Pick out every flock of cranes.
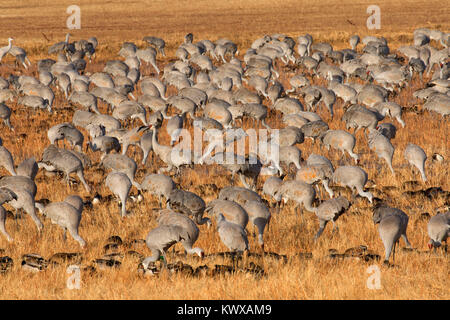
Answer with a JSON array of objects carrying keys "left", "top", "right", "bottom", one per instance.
[{"left": 0, "top": 26, "right": 448, "bottom": 274}]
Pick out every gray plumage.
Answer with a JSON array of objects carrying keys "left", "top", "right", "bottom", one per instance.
[
  {"left": 376, "top": 123, "right": 397, "bottom": 140},
  {"left": 87, "top": 135, "right": 121, "bottom": 156},
  {"left": 320, "top": 130, "right": 359, "bottom": 164},
  {"left": 314, "top": 196, "right": 350, "bottom": 240},
  {"left": 38, "top": 144, "right": 91, "bottom": 193},
  {"left": 332, "top": 166, "right": 373, "bottom": 203},
  {"left": 37, "top": 195, "right": 86, "bottom": 247},
  {"left": 342, "top": 104, "right": 378, "bottom": 133},
  {"left": 105, "top": 172, "right": 131, "bottom": 217},
  {"left": 47, "top": 123, "right": 84, "bottom": 151},
  {"left": 262, "top": 176, "right": 283, "bottom": 205},
  {"left": 141, "top": 173, "right": 175, "bottom": 208},
  {"left": 0, "top": 103, "right": 13, "bottom": 130},
  {"left": 372, "top": 205, "right": 412, "bottom": 263},
  {"left": 427, "top": 211, "right": 450, "bottom": 249},
  {"left": 243, "top": 200, "right": 271, "bottom": 250},
  {"left": 218, "top": 186, "right": 262, "bottom": 207},
  {"left": 69, "top": 91, "right": 100, "bottom": 115},
  {"left": 100, "top": 153, "right": 141, "bottom": 190},
  {"left": 0, "top": 145, "right": 16, "bottom": 176},
  {"left": 295, "top": 164, "right": 334, "bottom": 198},
  {"left": 404, "top": 143, "right": 427, "bottom": 182},
  {"left": 216, "top": 213, "right": 249, "bottom": 253},
  {"left": 275, "top": 180, "right": 317, "bottom": 215},
  {"left": 157, "top": 209, "right": 204, "bottom": 257},
  {"left": 142, "top": 224, "right": 188, "bottom": 268},
  {"left": 166, "top": 189, "right": 210, "bottom": 226},
  {"left": 205, "top": 199, "right": 249, "bottom": 229},
  {"left": 0, "top": 175, "right": 37, "bottom": 198},
  {"left": 367, "top": 128, "right": 395, "bottom": 175},
  {"left": 16, "top": 158, "right": 38, "bottom": 181},
  {"left": 0, "top": 187, "right": 18, "bottom": 242}
]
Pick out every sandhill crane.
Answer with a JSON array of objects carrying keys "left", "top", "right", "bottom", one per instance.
[
  {"left": 275, "top": 180, "right": 317, "bottom": 217},
  {"left": 0, "top": 38, "right": 13, "bottom": 63},
  {"left": 300, "top": 120, "right": 329, "bottom": 141},
  {"left": 113, "top": 100, "right": 148, "bottom": 126},
  {"left": 166, "top": 189, "right": 210, "bottom": 226},
  {"left": 295, "top": 164, "right": 334, "bottom": 199},
  {"left": 367, "top": 128, "right": 395, "bottom": 175},
  {"left": 332, "top": 166, "right": 373, "bottom": 203},
  {"left": 17, "top": 96, "right": 50, "bottom": 113},
  {"left": 207, "top": 152, "right": 262, "bottom": 191},
  {"left": 0, "top": 146, "right": 16, "bottom": 176},
  {"left": 39, "top": 71, "right": 54, "bottom": 87},
  {"left": 0, "top": 89, "right": 15, "bottom": 104},
  {"left": 205, "top": 199, "right": 249, "bottom": 229},
  {"left": 166, "top": 112, "right": 186, "bottom": 146},
  {"left": 100, "top": 153, "right": 141, "bottom": 190},
  {"left": 371, "top": 102, "right": 405, "bottom": 128},
  {"left": 16, "top": 158, "right": 38, "bottom": 181},
  {"left": 87, "top": 135, "right": 121, "bottom": 158},
  {"left": 273, "top": 97, "right": 304, "bottom": 115},
  {"left": 372, "top": 205, "right": 412, "bottom": 264},
  {"left": 166, "top": 96, "right": 196, "bottom": 118},
  {"left": 262, "top": 176, "right": 283, "bottom": 208},
  {"left": 216, "top": 213, "right": 249, "bottom": 264},
  {"left": 404, "top": 144, "right": 427, "bottom": 182},
  {"left": 0, "top": 176, "right": 37, "bottom": 199},
  {"left": 298, "top": 34, "right": 313, "bottom": 56},
  {"left": 48, "top": 33, "right": 71, "bottom": 55},
  {"left": 218, "top": 186, "right": 262, "bottom": 208},
  {"left": 228, "top": 103, "right": 270, "bottom": 129},
  {"left": 114, "top": 125, "right": 150, "bottom": 156},
  {"left": 376, "top": 123, "right": 397, "bottom": 140},
  {"left": 0, "top": 187, "right": 18, "bottom": 242},
  {"left": 423, "top": 94, "right": 450, "bottom": 117},
  {"left": 47, "top": 123, "right": 84, "bottom": 152},
  {"left": 282, "top": 113, "right": 309, "bottom": 128},
  {"left": 141, "top": 173, "right": 175, "bottom": 208},
  {"left": 105, "top": 172, "right": 131, "bottom": 217},
  {"left": 314, "top": 196, "right": 351, "bottom": 240},
  {"left": 157, "top": 209, "right": 204, "bottom": 257},
  {"left": 13, "top": 53, "right": 31, "bottom": 70},
  {"left": 204, "top": 100, "right": 232, "bottom": 128},
  {"left": 5, "top": 187, "right": 43, "bottom": 234},
  {"left": 427, "top": 211, "right": 449, "bottom": 251},
  {"left": 141, "top": 224, "right": 188, "bottom": 269},
  {"left": 150, "top": 124, "right": 192, "bottom": 174},
  {"left": 38, "top": 145, "right": 91, "bottom": 193},
  {"left": 136, "top": 48, "right": 160, "bottom": 75},
  {"left": 277, "top": 126, "right": 304, "bottom": 147},
  {"left": 349, "top": 35, "right": 360, "bottom": 51},
  {"left": 36, "top": 195, "right": 86, "bottom": 247},
  {"left": 356, "top": 85, "right": 387, "bottom": 108},
  {"left": 143, "top": 36, "right": 166, "bottom": 56},
  {"left": 342, "top": 104, "right": 378, "bottom": 133},
  {"left": 21, "top": 83, "right": 55, "bottom": 110},
  {"left": 320, "top": 130, "right": 359, "bottom": 164},
  {"left": 242, "top": 200, "right": 271, "bottom": 251}
]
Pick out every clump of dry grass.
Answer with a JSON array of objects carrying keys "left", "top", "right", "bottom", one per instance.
[{"left": 0, "top": 0, "right": 448, "bottom": 300}]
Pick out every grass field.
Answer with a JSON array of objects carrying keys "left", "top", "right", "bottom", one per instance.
[{"left": 0, "top": 0, "right": 448, "bottom": 300}]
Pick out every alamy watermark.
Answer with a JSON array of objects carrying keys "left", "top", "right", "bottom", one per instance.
[
  {"left": 66, "top": 5, "right": 81, "bottom": 30},
  {"left": 66, "top": 265, "right": 81, "bottom": 289},
  {"left": 367, "top": 5, "right": 381, "bottom": 30},
  {"left": 366, "top": 265, "right": 381, "bottom": 289}
]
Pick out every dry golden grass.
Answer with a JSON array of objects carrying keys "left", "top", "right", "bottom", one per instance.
[{"left": 0, "top": 0, "right": 448, "bottom": 300}]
